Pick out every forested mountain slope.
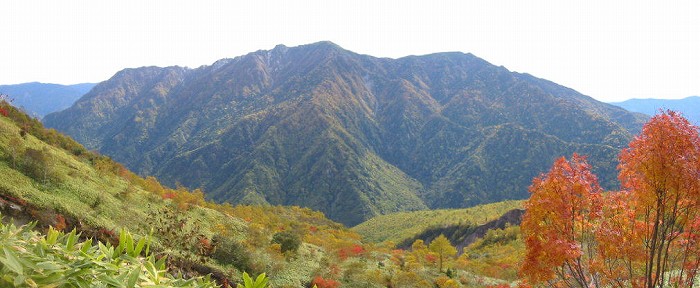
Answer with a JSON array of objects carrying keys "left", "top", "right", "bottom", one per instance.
[{"left": 44, "top": 42, "right": 646, "bottom": 225}]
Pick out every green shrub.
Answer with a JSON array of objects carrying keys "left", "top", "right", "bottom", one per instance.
[
  {"left": 21, "top": 147, "right": 60, "bottom": 185},
  {"left": 212, "top": 234, "right": 251, "bottom": 271},
  {"left": 271, "top": 231, "right": 301, "bottom": 254}
]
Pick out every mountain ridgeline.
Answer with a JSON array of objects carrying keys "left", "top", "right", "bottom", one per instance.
[
  {"left": 611, "top": 96, "right": 700, "bottom": 125},
  {"left": 44, "top": 42, "right": 646, "bottom": 226},
  {"left": 0, "top": 82, "right": 95, "bottom": 118}
]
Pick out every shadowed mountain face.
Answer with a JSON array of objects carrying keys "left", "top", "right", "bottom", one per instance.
[
  {"left": 44, "top": 42, "right": 646, "bottom": 226},
  {"left": 0, "top": 82, "right": 95, "bottom": 118}
]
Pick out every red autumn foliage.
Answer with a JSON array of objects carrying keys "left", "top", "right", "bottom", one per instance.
[
  {"left": 54, "top": 214, "right": 67, "bottom": 231},
  {"left": 0, "top": 194, "right": 28, "bottom": 207},
  {"left": 0, "top": 96, "right": 9, "bottom": 117},
  {"left": 197, "top": 236, "right": 214, "bottom": 256},
  {"left": 425, "top": 253, "right": 437, "bottom": 264},
  {"left": 337, "top": 244, "right": 365, "bottom": 260},
  {"left": 310, "top": 276, "right": 340, "bottom": 288},
  {"left": 97, "top": 228, "right": 119, "bottom": 246}
]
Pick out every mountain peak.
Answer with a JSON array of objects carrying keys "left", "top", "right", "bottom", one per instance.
[
  {"left": 304, "top": 40, "right": 341, "bottom": 48},
  {"left": 294, "top": 41, "right": 349, "bottom": 56}
]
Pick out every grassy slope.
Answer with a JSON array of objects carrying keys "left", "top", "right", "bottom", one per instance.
[
  {"left": 0, "top": 114, "right": 243, "bottom": 237},
  {"left": 0, "top": 112, "right": 347, "bottom": 287},
  {"left": 0, "top": 105, "right": 527, "bottom": 287},
  {"left": 353, "top": 200, "right": 526, "bottom": 283},
  {"left": 352, "top": 200, "right": 523, "bottom": 243}
]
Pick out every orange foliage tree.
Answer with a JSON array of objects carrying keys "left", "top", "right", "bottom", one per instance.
[
  {"left": 613, "top": 111, "right": 700, "bottom": 287},
  {"left": 521, "top": 153, "right": 603, "bottom": 287},
  {"left": 521, "top": 111, "right": 700, "bottom": 287}
]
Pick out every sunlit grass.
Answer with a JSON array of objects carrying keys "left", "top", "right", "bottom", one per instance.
[{"left": 352, "top": 200, "right": 523, "bottom": 243}]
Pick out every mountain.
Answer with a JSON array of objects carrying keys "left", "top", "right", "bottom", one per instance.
[
  {"left": 611, "top": 96, "right": 700, "bottom": 124},
  {"left": 0, "top": 82, "right": 95, "bottom": 118},
  {"left": 43, "top": 42, "right": 647, "bottom": 226}
]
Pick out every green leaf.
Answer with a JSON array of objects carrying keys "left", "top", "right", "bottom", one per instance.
[
  {"left": 117, "top": 230, "right": 127, "bottom": 256},
  {"left": 46, "top": 227, "right": 60, "bottom": 245},
  {"left": 97, "top": 274, "right": 123, "bottom": 287},
  {"left": 125, "top": 233, "right": 134, "bottom": 255},
  {"left": 144, "top": 227, "right": 153, "bottom": 257},
  {"left": 1, "top": 247, "right": 23, "bottom": 275},
  {"left": 34, "top": 272, "right": 65, "bottom": 285},
  {"left": 80, "top": 238, "right": 93, "bottom": 254},
  {"left": 13, "top": 274, "right": 26, "bottom": 286},
  {"left": 133, "top": 237, "right": 146, "bottom": 257},
  {"left": 243, "top": 272, "right": 253, "bottom": 288},
  {"left": 155, "top": 256, "right": 167, "bottom": 270},
  {"left": 126, "top": 266, "right": 140, "bottom": 288},
  {"left": 65, "top": 229, "right": 78, "bottom": 251},
  {"left": 144, "top": 260, "right": 162, "bottom": 285},
  {"left": 144, "top": 260, "right": 157, "bottom": 277},
  {"left": 254, "top": 273, "right": 268, "bottom": 288},
  {"left": 36, "top": 261, "right": 62, "bottom": 271},
  {"left": 63, "top": 266, "right": 93, "bottom": 280}
]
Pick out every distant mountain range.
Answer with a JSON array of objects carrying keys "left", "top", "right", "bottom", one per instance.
[
  {"left": 0, "top": 82, "right": 95, "bottom": 118},
  {"left": 610, "top": 96, "right": 700, "bottom": 124},
  {"left": 44, "top": 42, "right": 647, "bottom": 226}
]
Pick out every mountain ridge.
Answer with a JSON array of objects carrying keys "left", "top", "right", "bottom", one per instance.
[
  {"left": 0, "top": 82, "right": 95, "bottom": 118},
  {"left": 611, "top": 96, "right": 700, "bottom": 124},
  {"left": 44, "top": 41, "right": 647, "bottom": 225}
]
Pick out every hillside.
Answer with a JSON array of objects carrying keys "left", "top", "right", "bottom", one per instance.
[
  {"left": 610, "top": 96, "right": 700, "bottom": 124},
  {"left": 0, "top": 99, "right": 324, "bottom": 286},
  {"left": 353, "top": 201, "right": 526, "bottom": 282},
  {"left": 1, "top": 100, "right": 521, "bottom": 287},
  {"left": 44, "top": 41, "right": 647, "bottom": 226},
  {"left": 352, "top": 200, "right": 523, "bottom": 244},
  {"left": 0, "top": 82, "right": 95, "bottom": 118}
]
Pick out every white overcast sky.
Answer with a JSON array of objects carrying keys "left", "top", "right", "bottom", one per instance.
[{"left": 1, "top": 1, "right": 699, "bottom": 102}]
